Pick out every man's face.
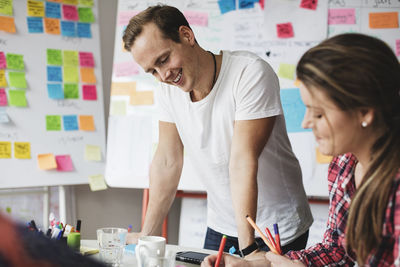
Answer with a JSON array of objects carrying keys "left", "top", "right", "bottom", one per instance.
[{"left": 130, "top": 23, "right": 198, "bottom": 93}]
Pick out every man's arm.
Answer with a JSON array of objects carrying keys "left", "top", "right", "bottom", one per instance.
[{"left": 229, "top": 117, "right": 276, "bottom": 255}]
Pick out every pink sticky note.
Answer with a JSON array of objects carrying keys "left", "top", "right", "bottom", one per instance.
[
  {"left": 0, "top": 88, "right": 7, "bottom": 106},
  {"left": 0, "top": 52, "right": 6, "bottom": 69},
  {"left": 62, "top": 5, "right": 79, "bottom": 21},
  {"left": 277, "top": 23, "right": 294, "bottom": 38},
  {"left": 328, "top": 9, "right": 356, "bottom": 25},
  {"left": 114, "top": 61, "right": 139, "bottom": 77},
  {"left": 82, "top": 84, "right": 97, "bottom": 100},
  {"left": 79, "top": 52, "right": 95, "bottom": 67},
  {"left": 55, "top": 155, "right": 74, "bottom": 171},
  {"left": 183, "top": 10, "right": 208, "bottom": 27},
  {"left": 396, "top": 40, "right": 400, "bottom": 57},
  {"left": 300, "top": 0, "right": 318, "bottom": 10},
  {"left": 118, "top": 10, "right": 139, "bottom": 26}
]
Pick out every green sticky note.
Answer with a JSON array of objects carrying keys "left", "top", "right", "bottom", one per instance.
[
  {"left": 63, "top": 66, "right": 79, "bottom": 83},
  {"left": 278, "top": 63, "right": 296, "bottom": 80},
  {"left": 8, "top": 72, "right": 27, "bottom": 88},
  {"left": 6, "top": 53, "right": 24, "bottom": 70},
  {"left": 78, "top": 7, "right": 94, "bottom": 23},
  {"left": 0, "top": 0, "right": 13, "bottom": 16},
  {"left": 64, "top": 83, "right": 79, "bottom": 99},
  {"left": 8, "top": 89, "right": 27, "bottom": 107},
  {"left": 47, "top": 49, "right": 62, "bottom": 66},
  {"left": 63, "top": 50, "right": 78, "bottom": 67},
  {"left": 46, "top": 115, "right": 61, "bottom": 131}
]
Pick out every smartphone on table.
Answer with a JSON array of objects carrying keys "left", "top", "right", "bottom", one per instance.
[{"left": 176, "top": 251, "right": 210, "bottom": 265}]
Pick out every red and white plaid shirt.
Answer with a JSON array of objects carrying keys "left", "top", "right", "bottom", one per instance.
[{"left": 288, "top": 153, "right": 400, "bottom": 266}]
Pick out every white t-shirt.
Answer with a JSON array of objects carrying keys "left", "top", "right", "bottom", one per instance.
[{"left": 156, "top": 50, "right": 313, "bottom": 245}]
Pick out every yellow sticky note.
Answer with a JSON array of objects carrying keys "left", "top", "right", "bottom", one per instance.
[
  {"left": 369, "top": 12, "right": 398, "bottom": 29},
  {"left": 278, "top": 63, "right": 296, "bottom": 80},
  {"left": 27, "top": 0, "right": 45, "bottom": 17},
  {"left": 79, "top": 0, "right": 93, "bottom": 7},
  {"left": 316, "top": 148, "right": 333, "bottom": 164},
  {"left": 0, "top": 0, "right": 13, "bottom": 16},
  {"left": 63, "top": 66, "right": 79, "bottom": 83},
  {"left": 38, "top": 153, "right": 57, "bottom": 170},
  {"left": 80, "top": 67, "right": 96, "bottom": 83},
  {"left": 14, "top": 142, "right": 31, "bottom": 159},
  {"left": 79, "top": 115, "right": 95, "bottom": 131},
  {"left": 85, "top": 144, "right": 101, "bottom": 161},
  {"left": 111, "top": 82, "right": 136, "bottom": 96},
  {"left": 0, "top": 69, "right": 7, "bottom": 87},
  {"left": 0, "top": 16, "right": 16, "bottom": 33},
  {"left": 110, "top": 100, "right": 127, "bottom": 116},
  {"left": 129, "top": 90, "right": 154, "bottom": 106},
  {"left": 0, "top": 141, "right": 11, "bottom": 158},
  {"left": 44, "top": 18, "right": 61, "bottom": 34},
  {"left": 88, "top": 174, "right": 107, "bottom": 191},
  {"left": 63, "top": 0, "right": 78, "bottom": 5},
  {"left": 63, "top": 50, "right": 79, "bottom": 67}
]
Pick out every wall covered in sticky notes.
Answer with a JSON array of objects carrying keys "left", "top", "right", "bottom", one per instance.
[
  {"left": 105, "top": 0, "right": 399, "bottom": 197},
  {"left": 0, "top": 0, "right": 105, "bottom": 188}
]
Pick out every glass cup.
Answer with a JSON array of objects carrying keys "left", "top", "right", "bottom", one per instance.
[{"left": 97, "top": 227, "right": 127, "bottom": 267}]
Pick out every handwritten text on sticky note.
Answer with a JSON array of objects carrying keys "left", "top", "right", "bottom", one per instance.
[
  {"left": 328, "top": 8, "right": 356, "bottom": 25},
  {"left": 369, "top": 12, "right": 398, "bottom": 29},
  {"left": 277, "top": 22, "right": 294, "bottom": 38}
]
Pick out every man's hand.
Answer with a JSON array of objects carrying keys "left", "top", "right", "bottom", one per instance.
[
  {"left": 126, "top": 232, "right": 141, "bottom": 244},
  {"left": 265, "top": 252, "right": 306, "bottom": 266}
]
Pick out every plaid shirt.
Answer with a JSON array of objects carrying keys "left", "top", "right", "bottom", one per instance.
[{"left": 288, "top": 153, "right": 400, "bottom": 266}]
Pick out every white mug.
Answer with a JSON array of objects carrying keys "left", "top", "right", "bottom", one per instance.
[{"left": 136, "top": 236, "right": 166, "bottom": 267}]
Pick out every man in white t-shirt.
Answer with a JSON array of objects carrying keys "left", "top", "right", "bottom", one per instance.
[{"left": 123, "top": 5, "right": 313, "bottom": 258}]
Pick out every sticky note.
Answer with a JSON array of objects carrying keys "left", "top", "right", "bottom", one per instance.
[
  {"left": 47, "top": 83, "right": 64, "bottom": 99},
  {"left": 37, "top": 153, "right": 57, "bottom": 170},
  {"left": 111, "top": 82, "right": 136, "bottom": 96},
  {"left": 55, "top": 155, "right": 74, "bottom": 171},
  {"left": 328, "top": 9, "right": 356, "bottom": 25},
  {"left": 300, "top": 0, "right": 318, "bottom": 10},
  {"left": 78, "top": 7, "right": 94, "bottom": 23},
  {"left": 82, "top": 84, "right": 97, "bottom": 100},
  {"left": 47, "top": 49, "right": 62, "bottom": 65},
  {"left": 0, "top": 0, "right": 13, "bottom": 16},
  {"left": 14, "top": 142, "right": 31, "bottom": 159},
  {"left": 0, "top": 109, "right": 9, "bottom": 123},
  {"left": 0, "top": 141, "right": 11, "bottom": 158},
  {"left": 114, "top": 61, "right": 139, "bottom": 77},
  {"left": 6, "top": 53, "right": 24, "bottom": 70},
  {"left": 46, "top": 115, "right": 62, "bottom": 130},
  {"left": 79, "top": 52, "right": 94, "bottom": 67},
  {"left": 88, "top": 174, "right": 107, "bottom": 191},
  {"left": 8, "top": 90, "right": 27, "bottom": 107},
  {"left": 47, "top": 66, "right": 63, "bottom": 82},
  {"left": 80, "top": 67, "right": 96, "bottom": 83},
  {"left": 45, "top": 2, "right": 61, "bottom": 18},
  {"left": 63, "top": 115, "right": 78, "bottom": 130},
  {"left": 63, "top": 0, "right": 78, "bottom": 5},
  {"left": 44, "top": 18, "right": 61, "bottom": 34},
  {"left": 0, "top": 69, "right": 6, "bottom": 87},
  {"left": 396, "top": 39, "right": 400, "bottom": 57},
  {"left": 63, "top": 83, "right": 79, "bottom": 98},
  {"left": 27, "top": 0, "right": 45, "bottom": 17},
  {"left": 280, "top": 88, "right": 310, "bottom": 133},
  {"left": 62, "top": 5, "right": 78, "bottom": 21},
  {"left": 369, "top": 12, "right": 398, "bottom": 29},
  {"left": 77, "top": 22, "right": 91, "bottom": 38},
  {"left": 85, "top": 144, "right": 101, "bottom": 161},
  {"left": 238, "top": 0, "right": 254, "bottom": 9},
  {"left": 49, "top": 0, "right": 63, "bottom": 2},
  {"left": 27, "top": 17, "right": 44, "bottom": 33},
  {"left": 79, "top": 0, "right": 93, "bottom": 7},
  {"left": 63, "top": 66, "right": 79, "bottom": 83},
  {"left": 130, "top": 91, "right": 154, "bottom": 106},
  {"left": 110, "top": 100, "right": 126, "bottom": 116},
  {"left": 278, "top": 63, "right": 296, "bottom": 80},
  {"left": 63, "top": 50, "right": 78, "bottom": 66},
  {"left": 316, "top": 147, "right": 332, "bottom": 164},
  {"left": 277, "top": 22, "right": 294, "bottom": 38},
  {"left": 118, "top": 10, "right": 139, "bottom": 26},
  {"left": 8, "top": 72, "right": 27, "bottom": 89},
  {"left": 183, "top": 11, "right": 208, "bottom": 26},
  {"left": 61, "top": 20, "right": 76, "bottom": 37},
  {"left": 0, "top": 16, "right": 16, "bottom": 33},
  {"left": 0, "top": 88, "right": 7, "bottom": 106},
  {"left": 0, "top": 52, "right": 6, "bottom": 69},
  {"left": 79, "top": 115, "right": 95, "bottom": 131}
]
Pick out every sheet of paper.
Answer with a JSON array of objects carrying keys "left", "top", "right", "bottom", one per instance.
[
  {"left": 118, "top": 10, "right": 139, "bottom": 26},
  {"left": 111, "top": 82, "right": 136, "bottom": 96},
  {"left": 46, "top": 115, "right": 62, "bottom": 131},
  {"left": 183, "top": 10, "right": 208, "bottom": 26},
  {"left": 37, "top": 153, "right": 57, "bottom": 170},
  {"left": 300, "top": 0, "right": 318, "bottom": 10},
  {"left": 14, "top": 142, "right": 31, "bottom": 159},
  {"left": 55, "top": 155, "right": 74, "bottom": 171},
  {"left": 110, "top": 100, "right": 126, "bottom": 116},
  {"left": 0, "top": 141, "right": 11, "bottom": 158},
  {"left": 79, "top": 115, "right": 95, "bottom": 131},
  {"left": 114, "top": 61, "right": 139, "bottom": 77},
  {"left": 88, "top": 174, "right": 107, "bottom": 191},
  {"left": 85, "top": 144, "right": 101, "bottom": 161},
  {"left": 218, "top": 0, "right": 236, "bottom": 14},
  {"left": 328, "top": 8, "right": 356, "bottom": 25},
  {"left": 8, "top": 90, "right": 27, "bottom": 107}
]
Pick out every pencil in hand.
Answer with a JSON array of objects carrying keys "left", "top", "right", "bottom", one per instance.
[
  {"left": 215, "top": 235, "right": 227, "bottom": 267},
  {"left": 245, "top": 215, "right": 279, "bottom": 254}
]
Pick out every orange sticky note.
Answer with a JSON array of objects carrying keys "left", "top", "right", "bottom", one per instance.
[
  {"left": 80, "top": 67, "right": 96, "bottom": 83},
  {"left": 129, "top": 90, "right": 154, "bottom": 106},
  {"left": 369, "top": 12, "right": 398, "bottom": 29},
  {"left": 111, "top": 82, "right": 136, "bottom": 96},
  {"left": 44, "top": 18, "right": 61, "bottom": 34},
  {"left": 79, "top": 115, "right": 95, "bottom": 131},
  {"left": 0, "top": 16, "right": 16, "bottom": 33},
  {"left": 316, "top": 148, "right": 332, "bottom": 164},
  {"left": 38, "top": 153, "right": 57, "bottom": 170}
]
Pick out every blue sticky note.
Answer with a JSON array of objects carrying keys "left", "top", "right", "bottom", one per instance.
[
  {"left": 77, "top": 22, "right": 91, "bottom": 38},
  {"left": 280, "top": 88, "right": 311, "bottom": 133},
  {"left": 61, "top": 21, "right": 76, "bottom": 37},
  {"left": 47, "top": 66, "right": 62, "bottom": 82},
  {"left": 45, "top": 2, "right": 61, "bottom": 19},
  {"left": 125, "top": 244, "right": 136, "bottom": 254},
  {"left": 47, "top": 83, "right": 64, "bottom": 99},
  {"left": 218, "top": 0, "right": 236, "bottom": 14},
  {"left": 27, "top": 17, "right": 44, "bottom": 33},
  {"left": 63, "top": 115, "right": 79, "bottom": 131},
  {"left": 239, "top": 0, "right": 255, "bottom": 9}
]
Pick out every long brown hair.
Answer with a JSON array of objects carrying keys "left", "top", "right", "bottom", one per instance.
[{"left": 297, "top": 33, "right": 400, "bottom": 265}]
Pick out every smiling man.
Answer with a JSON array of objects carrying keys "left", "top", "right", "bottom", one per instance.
[{"left": 122, "top": 5, "right": 313, "bottom": 258}]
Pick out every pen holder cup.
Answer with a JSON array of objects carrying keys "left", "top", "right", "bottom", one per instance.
[{"left": 67, "top": 232, "right": 81, "bottom": 251}]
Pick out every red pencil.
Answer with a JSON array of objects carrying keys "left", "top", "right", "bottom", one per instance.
[{"left": 214, "top": 235, "right": 227, "bottom": 267}]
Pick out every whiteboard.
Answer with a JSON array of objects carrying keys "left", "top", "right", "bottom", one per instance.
[
  {"left": 106, "top": 0, "right": 400, "bottom": 197},
  {"left": 0, "top": 0, "right": 106, "bottom": 188}
]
